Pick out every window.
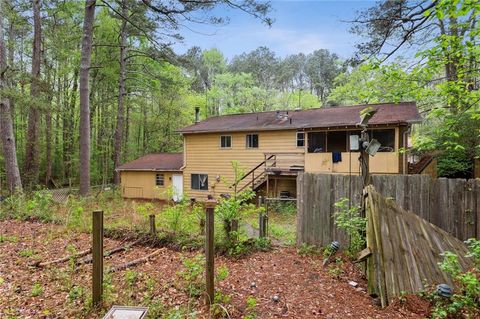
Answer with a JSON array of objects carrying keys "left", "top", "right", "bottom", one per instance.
[
  {"left": 296, "top": 132, "right": 305, "bottom": 147},
  {"left": 308, "top": 132, "right": 326, "bottom": 153},
  {"left": 370, "top": 129, "right": 395, "bottom": 152},
  {"left": 155, "top": 173, "right": 164, "bottom": 186},
  {"left": 327, "top": 131, "right": 347, "bottom": 153},
  {"left": 246, "top": 134, "right": 259, "bottom": 148},
  {"left": 220, "top": 135, "right": 232, "bottom": 148},
  {"left": 191, "top": 174, "right": 208, "bottom": 190}
]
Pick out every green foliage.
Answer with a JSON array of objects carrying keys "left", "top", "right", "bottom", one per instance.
[
  {"left": 179, "top": 254, "right": 205, "bottom": 298},
  {"left": 430, "top": 239, "right": 480, "bottom": 318},
  {"left": 297, "top": 243, "right": 321, "bottom": 257},
  {"left": 333, "top": 198, "right": 366, "bottom": 258},
  {"left": 125, "top": 270, "right": 138, "bottom": 288},
  {"left": 19, "top": 248, "right": 35, "bottom": 258},
  {"left": 244, "top": 296, "right": 258, "bottom": 319},
  {"left": 268, "top": 200, "right": 296, "bottom": 215},
  {"left": 31, "top": 283, "right": 43, "bottom": 297},
  {"left": 0, "top": 235, "right": 18, "bottom": 243},
  {"left": 1, "top": 190, "right": 55, "bottom": 222}
]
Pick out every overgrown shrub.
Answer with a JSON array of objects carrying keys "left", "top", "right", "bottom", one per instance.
[
  {"left": 0, "top": 190, "right": 55, "bottom": 222},
  {"left": 268, "top": 200, "right": 296, "bottom": 215},
  {"left": 333, "top": 198, "right": 366, "bottom": 258},
  {"left": 430, "top": 238, "right": 480, "bottom": 318}
]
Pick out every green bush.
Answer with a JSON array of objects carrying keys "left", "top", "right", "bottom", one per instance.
[
  {"left": 333, "top": 198, "right": 366, "bottom": 258},
  {"left": 430, "top": 238, "right": 480, "bottom": 318},
  {"left": 1, "top": 190, "right": 55, "bottom": 222},
  {"left": 268, "top": 200, "right": 296, "bottom": 215}
]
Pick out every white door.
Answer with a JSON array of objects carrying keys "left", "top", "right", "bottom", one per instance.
[{"left": 172, "top": 174, "right": 183, "bottom": 202}]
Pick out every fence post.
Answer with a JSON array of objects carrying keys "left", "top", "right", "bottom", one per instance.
[
  {"left": 258, "top": 196, "right": 267, "bottom": 238},
  {"left": 92, "top": 210, "right": 103, "bottom": 307},
  {"left": 149, "top": 214, "right": 156, "bottom": 237},
  {"left": 205, "top": 199, "right": 216, "bottom": 308}
]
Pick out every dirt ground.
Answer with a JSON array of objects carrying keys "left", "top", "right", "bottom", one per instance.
[{"left": 0, "top": 220, "right": 428, "bottom": 319}]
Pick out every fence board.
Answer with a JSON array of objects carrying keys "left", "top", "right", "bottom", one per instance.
[{"left": 297, "top": 173, "right": 480, "bottom": 248}]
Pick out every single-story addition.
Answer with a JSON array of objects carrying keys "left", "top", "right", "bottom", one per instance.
[
  {"left": 116, "top": 153, "right": 184, "bottom": 201},
  {"left": 117, "top": 102, "right": 423, "bottom": 201}
]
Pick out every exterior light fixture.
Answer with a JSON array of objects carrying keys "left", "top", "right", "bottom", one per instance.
[
  {"left": 365, "top": 139, "right": 381, "bottom": 156},
  {"left": 436, "top": 284, "right": 453, "bottom": 298},
  {"left": 330, "top": 241, "right": 340, "bottom": 252},
  {"left": 102, "top": 306, "right": 148, "bottom": 319}
]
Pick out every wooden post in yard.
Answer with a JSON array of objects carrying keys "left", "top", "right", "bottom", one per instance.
[
  {"left": 92, "top": 210, "right": 103, "bottom": 307},
  {"left": 205, "top": 199, "right": 216, "bottom": 308},
  {"left": 149, "top": 214, "right": 156, "bottom": 237}
]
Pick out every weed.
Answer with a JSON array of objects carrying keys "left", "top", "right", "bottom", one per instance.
[
  {"left": 333, "top": 198, "right": 366, "bottom": 258},
  {"left": 125, "top": 270, "right": 138, "bottom": 288},
  {"left": 429, "top": 238, "right": 480, "bottom": 318},
  {"left": 19, "top": 248, "right": 35, "bottom": 258},
  {"left": 244, "top": 295, "right": 258, "bottom": 319},
  {"left": 212, "top": 290, "right": 233, "bottom": 317},
  {"left": 1, "top": 190, "right": 55, "bottom": 222},
  {"left": 0, "top": 235, "right": 18, "bottom": 243},
  {"left": 297, "top": 243, "right": 320, "bottom": 256},
  {"left": 68, "top": 285, "right": 85, "bottom": 301},
  {"left": 327, "top": 266, "right": 344, "bottom": 278},
  {"left": 268, "top": 200, "right": 296, "bottom": 215},
  {"left": 179, "top": 254, "right": 205, "bottom": 298},
  {"left": 31, "top": 283, "right": 43, "bottom": 297}
]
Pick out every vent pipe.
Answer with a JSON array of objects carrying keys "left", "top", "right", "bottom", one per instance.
[{"left": 195, "top": 107, "right": 200, "bottom": 124}]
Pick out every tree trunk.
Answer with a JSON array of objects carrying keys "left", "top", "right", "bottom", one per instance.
[
  {"left": 79, "top": 0, "right": 96, "bottom": 196},
  {"left": 44, "top": 64, "right": 54, "bottom": 186},
  {"left": 24, "top": 0, "right": 42, "bottom": 189},
  {"left": 64, "top": 68, "right": 78, "bottom": 181},
  {"left": 113, "top": 1, "right": 128, "bottom": 184},
  {"left": 0, "top": 5, "right": 22, "bottom": 193}
]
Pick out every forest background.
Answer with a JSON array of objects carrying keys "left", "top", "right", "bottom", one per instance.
[{"left": 0, "top": 0, "right": 478, "bottom": 194}]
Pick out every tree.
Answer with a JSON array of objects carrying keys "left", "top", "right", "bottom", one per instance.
[
  {"left": 23, "top": 0, "right": 42, "bottom": 189},
  {"left": 0, "top": 0, "right": 22, "bottom": 193},
  {"left": 79, "top": 0, "right": 96, "bottom": 196},
  {"left": 348, "top": 0, "right": 479, "bottom": 177},
  {"left": 304, "top": 49, "right": 343, "bottom": 106},
  {"left": 112, "top": 0, "right": 128, "bottom": 185}
]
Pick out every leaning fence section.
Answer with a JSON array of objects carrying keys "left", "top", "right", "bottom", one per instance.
[
  {"left": 297, "top": 173, "right": 480, "bottom": 247},
  {"left": 365, "top": 186, "right": 472, "bottom": 307}
]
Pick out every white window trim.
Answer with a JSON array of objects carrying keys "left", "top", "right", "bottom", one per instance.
[{"left": 296, "top": 131, "right": 305, "bottom": 148}]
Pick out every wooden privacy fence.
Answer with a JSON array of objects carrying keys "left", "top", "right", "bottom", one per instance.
[
  {"left": 296, "top": 173, "right": 480, "bottom": 247},
  {"left": 365, "top": 186, "right": 472, "bottom": 307}
]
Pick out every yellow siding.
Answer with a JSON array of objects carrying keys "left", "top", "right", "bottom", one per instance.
[
  {"left": 183, "top": 126, "right": 404, "bottom": 200},
  {"left": 120, "top": 171, "right": 175, "bottom": 200},
  {"left": 304, "top": 152, "right": 399, "bottom": 174},
  {"left": 304, "top": 127, "right": 401, "bottom": 174},
  {"left": 183, "top": 130, "right": 300, "bottom": 200}
]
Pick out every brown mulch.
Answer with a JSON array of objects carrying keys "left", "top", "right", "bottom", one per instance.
[{"left": 0, "top": 220, "right": 428, "bottom": 318}]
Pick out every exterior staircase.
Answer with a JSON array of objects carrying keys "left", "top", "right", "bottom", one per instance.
[{"left": 232, "top": 152, "right": 304, "bottom": 193}]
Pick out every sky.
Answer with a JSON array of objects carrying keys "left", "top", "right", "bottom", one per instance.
[{"left": 173, "top": 1, "right": 375, "bottom": 60}]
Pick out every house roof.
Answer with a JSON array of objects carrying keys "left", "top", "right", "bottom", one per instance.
[
  {"left": 177, "top": 102, "right": 422, "bottom": 134},
  {"left": 116, "top": 153, "right": 183, "bottom": 171}
]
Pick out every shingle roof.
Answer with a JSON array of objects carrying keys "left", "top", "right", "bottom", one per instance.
[
  {"left": 178, "top": 102, "right": 422, "bottom": 134},
  {"left": 116, "top": 153, "right": 183, "bottom": 171}
]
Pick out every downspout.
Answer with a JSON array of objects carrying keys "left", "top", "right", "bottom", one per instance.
[{"left": 403, "top": 126, "right": 411, "bottom": 174}]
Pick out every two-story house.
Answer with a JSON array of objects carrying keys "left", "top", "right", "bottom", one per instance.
[{"left": 118, "top": 102, "right": 422, "bottom": 201}]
